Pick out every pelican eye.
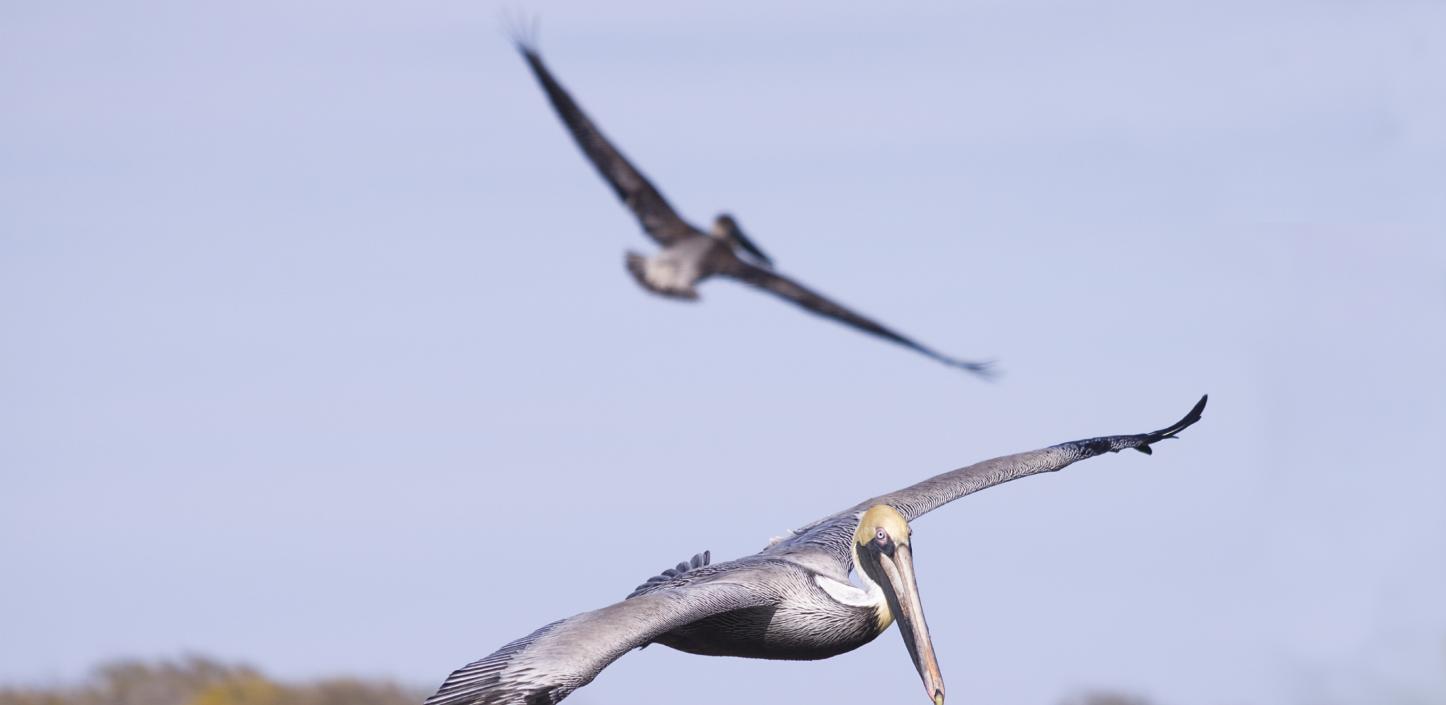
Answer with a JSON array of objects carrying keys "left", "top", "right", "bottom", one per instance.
[{"left": 875, "top": 528, "right": 887, "bottom": 542}]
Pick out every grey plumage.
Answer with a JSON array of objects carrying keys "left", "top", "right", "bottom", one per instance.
[
  {"left": 425, "top": 396, "right": 1207, "bottom": 705},
  {"left": 516, "top": 40, "right": 994, "bottom": 377},
  {"left": 628, "top": 551, "right": 711, "bottom": 599},
  {"left": 762, "top": 395, "right": 1209, "bottom": 569},
  {"left": 428, "top": 583, "right": 773, "bottom": 705}
]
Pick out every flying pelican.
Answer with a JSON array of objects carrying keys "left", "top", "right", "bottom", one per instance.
[
  {"left": 425, "top": 395, "right": 1207, "bottom": 705},
  {"left": 515, "top": 40, "right": 995, "bottom": 377}
]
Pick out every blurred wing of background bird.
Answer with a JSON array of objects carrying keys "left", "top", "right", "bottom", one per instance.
[
  {"left": 516, "top": 43, "right": 696, "bottom": 245},
  {"left": 717, "top": 257, "right": 994, "bottom": 377}
]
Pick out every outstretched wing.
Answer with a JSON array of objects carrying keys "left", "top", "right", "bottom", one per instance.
[
  {"left": 717, "top": 257, "right": 994, "bottom": 377},
  {"left": 516, "top": 42, "right": 696, "bottom": 246},
  {"left": 764, "top": 396, "right": 1207, "bottom": 563},
  {"left": 861, "top": 395, "right": 1207, "bottom": 521},
  {"left": 426, "top": 581, "right": 770, "bottom": 705}
]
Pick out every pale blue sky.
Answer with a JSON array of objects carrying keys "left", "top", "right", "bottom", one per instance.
[{"left": 2, "top": 2, "right": 1444, "bottom": 705}]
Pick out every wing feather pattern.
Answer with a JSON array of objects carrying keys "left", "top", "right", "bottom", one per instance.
[
  {"left": 764, "top": 396, "right": 1207, "bottom": 564},
  {"left": 426, "top": 581, "right": 771, "bottom": 705},
  {"left": 627, "top": 551, "right": 711, "bottom": 599},
  {"left": 863, "top": 395, "right": 1207, "bottom": 521}
]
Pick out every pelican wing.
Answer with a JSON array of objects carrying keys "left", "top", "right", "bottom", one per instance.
[
  {"left": 861, "top": 395, "right": 1207, "bottom": 520},
  {"left": 717, "top": 258, "right": 994, "bottom": 377},
  {"left": 765, "top": 396, "right": 1207, "bottom": 562},
  {"left": 427, "top": 581, "right": 770, "bottom": 705},
  {"left": 517, "top": 44, "right": 696, "bottom": 246},
  {"left": 627, "top": 550, "right": 711, "bottom": 599}
]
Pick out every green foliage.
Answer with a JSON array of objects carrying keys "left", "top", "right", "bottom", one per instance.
[{"left": 0, "top": 657, "right": 423, "bottom": 705}]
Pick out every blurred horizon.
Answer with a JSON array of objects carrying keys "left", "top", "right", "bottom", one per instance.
[
  {"left": 0, "top": 654, "right": 1185, "bottom": 705},
  {"left": 2, "top": 1, "right": 1444, "bottom": 705}
]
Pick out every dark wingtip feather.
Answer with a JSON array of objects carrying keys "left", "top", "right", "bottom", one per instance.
[
  {"left": 1136, "top": 394, "right": 1208, "bottom": 451},
  {"left": 499, "top": 8, "right": 541, "bottom": 55},
  {"left": 1164, "top": 394, "right": 1208, "bottom": 437},
  {"left": 938, "top": 355, "right": 1000, "bottom": 380}
]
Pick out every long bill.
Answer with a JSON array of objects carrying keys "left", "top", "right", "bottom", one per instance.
[
  {"left": 729, "top": 225, "right": 773, "bottom": 267},
  {"left": 875, "top": 543, "right": 946, "bottom": 705}
]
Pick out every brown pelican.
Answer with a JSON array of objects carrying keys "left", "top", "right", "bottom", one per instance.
[
  {"left": 516, "top": 40, "right": 994, "bottom": 377},
  {"left": 425, "top": 395, "right": 1207, "bottom": 705}
]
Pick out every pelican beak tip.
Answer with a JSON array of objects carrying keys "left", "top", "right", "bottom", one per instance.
[{"left": 933, "top": 691, "right": 945, "bottom": 705}]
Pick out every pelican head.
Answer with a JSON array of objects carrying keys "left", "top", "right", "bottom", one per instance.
[
  {"left": 854, "top": 505, "right": 945, "bottom": 705},
  {"left": 711, "top": 213, "right": 773, "bottom": 267}
]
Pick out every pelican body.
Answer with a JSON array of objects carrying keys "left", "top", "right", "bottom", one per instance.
[
  {"left": 516, "top": 39, "right": 995, "bottom": 377},
  {"left": 425, "top": 396, "right": 1207, "bottom": 705}
]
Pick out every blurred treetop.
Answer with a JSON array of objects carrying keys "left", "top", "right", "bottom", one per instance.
[{"left": 0, "top": 656, "right": 423, "bottom": 705}]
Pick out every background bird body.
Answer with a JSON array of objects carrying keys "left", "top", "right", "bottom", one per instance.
[
  {"left": 624, "top": 235, "right": 716, "bottom": 300},
  {"left": 516, "top": 41, "right": 994, "bottom": 377}
]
